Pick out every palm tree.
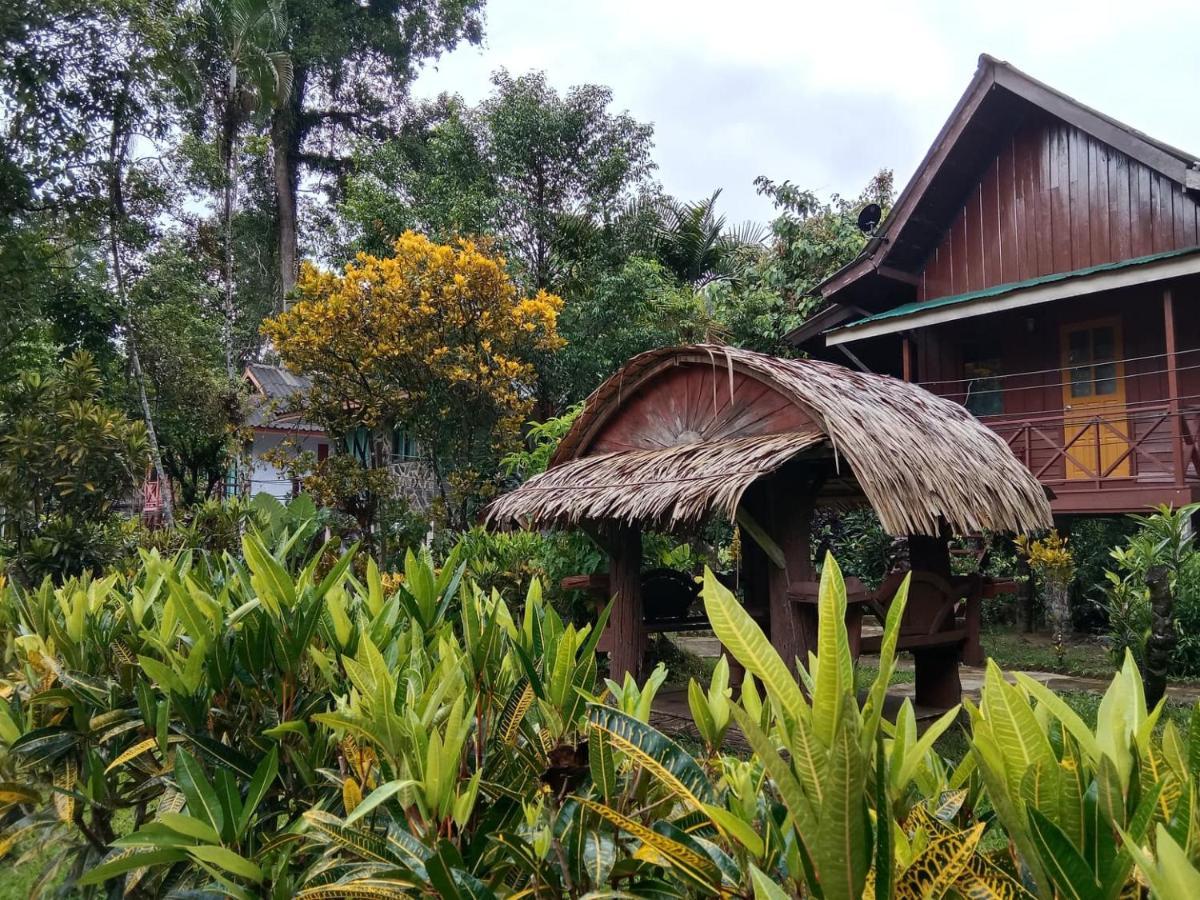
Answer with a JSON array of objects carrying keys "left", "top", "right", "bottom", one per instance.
[
  {"left": 652, "top": 190, "right": 767, "bottom": 288},
  {"left": 201, "top": 0, "right": 291, "bottom": 377}
]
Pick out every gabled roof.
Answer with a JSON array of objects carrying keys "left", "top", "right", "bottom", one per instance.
[
  {"left": 809, "top": 53, "right": 1200, "bottom": 319},
  {"left": 243, "top": 364, "right": 324, "bottom": 434},
  {"left": 245, "top": 362, "right": 312, "bottom": 399}
]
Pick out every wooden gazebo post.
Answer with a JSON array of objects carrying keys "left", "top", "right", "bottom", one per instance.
[
  {"left": 740, "top": 468, "right": 819, "bottom": 674},
  {"left": 606, "top": 523, "right": 644, "bottom": 682},
  {"left": 907, "top": 532, "right": 962, "bottom": 709}
]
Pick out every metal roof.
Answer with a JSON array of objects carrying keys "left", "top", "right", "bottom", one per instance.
[
  {"left": 830, "top": 246, "right": 1200, "bottom": 334},
  {"left": 243, "top": 364, "right": 324, "bottom": 434}
]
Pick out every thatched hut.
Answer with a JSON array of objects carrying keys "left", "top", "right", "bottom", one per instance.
[{"left": 488, "top": 345, "right": 1051, "bottom": 706}]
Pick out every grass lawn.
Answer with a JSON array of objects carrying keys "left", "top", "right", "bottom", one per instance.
[
  {"left": 981, "top": 630, "right": 1115, "bottom": 678},
  {"left": 0, "top": 840, "right": 61, "bottom": 899}
]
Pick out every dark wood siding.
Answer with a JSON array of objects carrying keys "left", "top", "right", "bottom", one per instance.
[{"left": 918, "top": 115, "right": 1200, "bottom": 302}]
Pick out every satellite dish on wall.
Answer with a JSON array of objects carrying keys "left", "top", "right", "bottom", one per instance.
[{"left": 857, "top": 203, "right": 882, "bottom": 234}]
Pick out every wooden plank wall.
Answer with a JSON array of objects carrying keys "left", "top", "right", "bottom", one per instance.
[{"left": 919, "top": 114, "right": 1200, "bottom": 302}]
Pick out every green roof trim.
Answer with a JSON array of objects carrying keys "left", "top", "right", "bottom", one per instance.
[{"left": 834, "top": 245, "right": 1200, "bottom": 331}]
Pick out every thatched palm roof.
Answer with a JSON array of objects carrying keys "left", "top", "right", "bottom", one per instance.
[{"left": 487, "top": 345, "right": 1052, "bottom": 537}]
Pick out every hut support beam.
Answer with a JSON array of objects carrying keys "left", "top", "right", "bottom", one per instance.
[
  {"left": 908, "top": 533, "right": 962, "bottom": 709},
  {"left": 756, "top": 472, "right": 818, "bottom": 675},
  {"left": 735, "top": 508, "right": 786, "bottom": 569},
  {"left": 606, "top": 524, "right": 644, "bottom": 683}
]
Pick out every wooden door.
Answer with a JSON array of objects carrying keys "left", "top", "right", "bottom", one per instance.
[{"left": 1060, "top": 319, "right": 1130, "bottom": 479}]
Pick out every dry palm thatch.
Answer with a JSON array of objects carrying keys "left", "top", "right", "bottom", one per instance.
[
  {"left": 488, "top": 432, "right": 823, "bottom": 529},
  {"left": 488, "top": 345, "right": 1052, "bottom": 537}
]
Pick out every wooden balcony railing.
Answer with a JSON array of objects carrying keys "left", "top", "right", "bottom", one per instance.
[{"left": 987, "top": 404, "right": 1200, "bottom": 489}]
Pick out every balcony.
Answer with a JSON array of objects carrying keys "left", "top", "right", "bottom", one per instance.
[{"left": 987, "top": 404, "right": 1200, "bottom": 514}]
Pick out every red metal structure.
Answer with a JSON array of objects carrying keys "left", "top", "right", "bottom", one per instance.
[{"left": 792, "top": 55, "right": 1200, "bottom": 515}]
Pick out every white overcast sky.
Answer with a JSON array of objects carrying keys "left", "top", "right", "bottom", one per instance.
[{"left": 411, "top": 0, "right": 1200, "bottom": 225}]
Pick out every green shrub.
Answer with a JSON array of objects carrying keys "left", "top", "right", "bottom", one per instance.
[
  {"left": 1068, "top": 516, "right": 1138, "bottom": 632},
  {"left": 812, "top": 507, "right": 893, "bottom": 587},
  {"left": 1104, "top": 503, "right": 1200, "bottom": 676},
  {"left": 0, "top": 352, "right": 149, "bottom": 585}
]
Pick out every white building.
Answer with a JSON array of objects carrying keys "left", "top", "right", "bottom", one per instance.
[
  {"left": 242, "top": 364, "right": 329, "bottom": 501},
  {"left": 239, "top": 364, "right": 435, "bottom": 510}
]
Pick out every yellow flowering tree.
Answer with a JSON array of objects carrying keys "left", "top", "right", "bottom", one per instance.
[{"left": 263, "top": 231, "right": 563, "bottom": 525}]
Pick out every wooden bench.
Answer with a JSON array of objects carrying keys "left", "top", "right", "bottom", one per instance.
[
  {"left": 563, "top": 569, "right": 726, "bottom": 655},
  {"left": 788, "top": 570, "right": 1014, "bottom": 707},
  {"left": 567, "top": 566, "right": 1015, "bottom": 708}
]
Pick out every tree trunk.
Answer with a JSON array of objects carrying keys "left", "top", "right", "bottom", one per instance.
[
  {"left": 221, "top": 79, "right": 239, "bottom": 379},
  {"left": 108, "top": 90, "right": 173, "bottom": 527},
  {"left": 1017, "top": 556, "right": 1035, "bottom": 633},
  {"left": 1143, "top": 565, "right": 1175, "bottom": 711},
  {"left": 271, "top": 69, "right": 305, "bottom": 310}
]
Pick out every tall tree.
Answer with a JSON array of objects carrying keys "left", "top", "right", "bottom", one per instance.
[
  {"left": 652, "top": 190, "right": 766, "bottom": 288},
  {"left": 106, "top": 78, "right": 176, "bottom": 525},
  {"left": 267, "top": 0, "right": 485, "bottom": 305},
  {"left": 199, "top": 0, "right": 292, "bottom": 376},
  {"left": 338, "top": 72, "right": 666, "bottom": 409},
  {"left": 482, "top": 69, "right": 656, "bottom": 291},
  {"left": 707, "top": 170, "right": 895, "bottom": 354},
  {"left": 2, "top": 0, "right": 189, "bottom": 523},
  {"left": 338, "top": 94, "right": 498, "bottom": 256},
  {"left": 130, "top": 238, "right": 238, "bottom": 506}
]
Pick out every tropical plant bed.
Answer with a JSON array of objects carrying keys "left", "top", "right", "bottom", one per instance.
[{"left": 3, "top": 536, "right": 1200, "bottom": 896}]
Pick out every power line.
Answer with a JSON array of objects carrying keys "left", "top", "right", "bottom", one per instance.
[
  {"left": 914, "top": 345, "right": 1200, "bottom": 388},
  {"left": 954, "top": 359, "right": 1200, "bottom": 398}
]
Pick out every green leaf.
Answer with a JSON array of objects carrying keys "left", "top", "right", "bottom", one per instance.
[
  {"left": 702, "top": 803, "right": 764, "bottom": 858},
  {"left": 814, "top": 711, "right": 869, "bottom": 900},
  {"left": 812, "top": 554, "right": 854, "bottom": 749},
  {"left": 893, "top": 703, "right": 960, "bottom": 790},
  {"left": 729, "top": 704, "right": 817, "bottom": 839},
  {"left": 344, "top": 779, "right": 419, "bottom": 826},
  {"left": 302, "top": 810, "right": 400, "bottom": 864},
  {"left": 78, "top": 849, "right": 187, "bottom": 885},
  {"left": 187, "top": 845, "right": 263, "bottom": 883},
  {"left": 1015, "top": 674, "right": 1101, "bottom": 764},
  {"left": 579, "top": 828, "right": 616, "bottom": 888},
  {"left": 861, "top": 572, "right": 909, "bottom": 754},
  {"left": 1027, "top": 806, "right": 1103, "bottom": 900},
  {"left": 586, "top": 705, "right": 714, "bottom": 808},
  {"left": 1120, "top": 824, "right": 1200, "bottom": 897},
  {"left": 701, "top": 568, "right": 806, "bottom": 727},
  {"left": 157, "top": 812, "right": 219, "bottom": 844},
  {"left": 981, "top": 661, "right": 1056, "bottom": 799},
  {"left": 174, "top": 750, "right": 224, "bottom": 837},
  {"left": 589, "top": 729, "right": 617, "bottom": 803},
  {"left": 749, "top": 863, "right": 792, "bottom": 900},
  {"left": 874, "top": 730, "right": 893, "bottom": 900},
  {"left": 137, "top": 656, "right": 184, "bottom": 695},
  {"left": 688, "top": 678, "right": 717, "bottom": 747},
  {"left": 575, "top": 796, "right": 722, "bottom": 893},
  {"left": 236, "top": 747, "right": 278, "bottom": 839},
  {"left": 242, "top": 533, "right": 295, "bottom": 616}
]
